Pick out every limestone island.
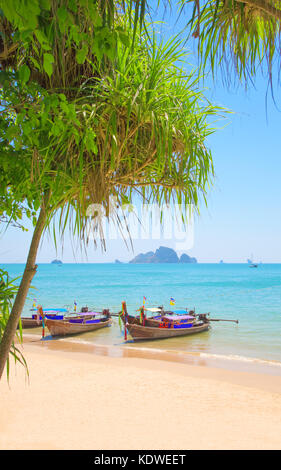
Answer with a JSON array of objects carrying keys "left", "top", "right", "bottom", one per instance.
[{"left": 129, "top": 246, "right": 197, "bottom": 264}]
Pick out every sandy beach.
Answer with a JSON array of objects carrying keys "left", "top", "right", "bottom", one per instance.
[{"left": 0, "top": 337, "right": 281, "bottom": 450}]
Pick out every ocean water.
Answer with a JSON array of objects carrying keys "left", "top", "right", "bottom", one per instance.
[{"left": 1, "top": 263, "right": 281, "bottom": 364}]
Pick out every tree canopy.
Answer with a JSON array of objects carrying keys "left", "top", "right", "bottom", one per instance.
[{"left": 0, "top": 0, "right": 222, "bottom": 243}]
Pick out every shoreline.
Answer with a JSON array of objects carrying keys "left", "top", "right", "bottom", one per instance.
[
  {"left": 23, "top": 332, "right": 281, "bottom": 390},
  {"left": 1, "top": 338, "right": 281, "bottom": 449}
]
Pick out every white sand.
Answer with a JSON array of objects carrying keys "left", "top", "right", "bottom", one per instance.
[{"left": 0, "top": 341, "right": 281, "bottom": 450}]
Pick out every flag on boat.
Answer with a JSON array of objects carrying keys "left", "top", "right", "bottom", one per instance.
[
  {"left": 74, "top": 300, "right": 77, "bottom": 312},
  {"left": 170, "top": 297, "right": 175, "bottom": 306},
  {"left": 33, "top": 298, "right": 37, "bottom": 308},
  {"left": 143, "top": 296, "right": 147, "bottom": 305}
]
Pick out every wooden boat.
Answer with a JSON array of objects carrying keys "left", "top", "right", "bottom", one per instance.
[
  {"left": 120, "top": 302, "right": 237, "bottom": 341},
  {"left": 126, "top": 321, "right": 210, "bottom": 341},
  {"left": 20, "top": 311, "right": 65, "bottom": 328},
  {"left": 20, "top": 307, "right": 100, "bottom": 329},
  {"left": 45, "top": 315, "right": 112, "bottom": 337}
]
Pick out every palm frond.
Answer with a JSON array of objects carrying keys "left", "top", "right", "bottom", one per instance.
[
  {"left": 0, "top": 269, "right": 29, "bottom": 381},
  {"left": 184, "top": 0, "right": 281, "bottom": 85}
]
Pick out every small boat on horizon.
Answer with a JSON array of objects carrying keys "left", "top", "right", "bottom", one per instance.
[{"left": 248, "top": 254, "right": 259, "bottom": 268}]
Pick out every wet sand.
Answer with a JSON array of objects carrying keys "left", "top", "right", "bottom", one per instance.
[{"left": 1, "top": 336, "right": 281, "bottom": 450}]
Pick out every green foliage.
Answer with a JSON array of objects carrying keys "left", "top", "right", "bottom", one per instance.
[
  {"left": 184, "top": 0, "right": 281, "bottom": 85},
  {"left": 1, "top": 30, "right": 224, "bottom": 246},
  {"left": 0, "top": 0, "right": 132, "bottom": 91},
  {"left": 0, "top": 81, "right": 38, "bottom": 230},
  {"left": 0, "top": 269, "right": 29, "bottom": 381},
  {"left": 0, "top": 2, "right": 225, "bottom": 247},
  {"left": 0, "top": 1, "right": 143, "bottom": 232}
]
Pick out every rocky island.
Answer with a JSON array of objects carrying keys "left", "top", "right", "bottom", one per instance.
[
  {"left": 129, "top": 246, "right": 197, "bottom": 264},
  {"left": 51, "top": 259, "right": 63, "bottom": 265}
]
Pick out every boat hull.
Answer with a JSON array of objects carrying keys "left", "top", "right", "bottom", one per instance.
[
  {"left": 20, "top": 317, "right": 42, "bottom": 328},
  {"left": 126, "top": 322, "right": 210, "bottom": 341},
  {"left": 45, "top": 317, "right": 112, "bottom": 337}
]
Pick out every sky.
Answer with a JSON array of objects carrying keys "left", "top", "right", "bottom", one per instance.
[{"left": 1, "top": 5, "right": 281, "bottom": 264}]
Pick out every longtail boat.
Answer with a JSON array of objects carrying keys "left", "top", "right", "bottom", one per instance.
[
  {"left": 126, "top": 321, "right": 210, "bottom": 341},
  {"left": 45, "top": 310, "right": 112, "bottom": 337},
  {"left": 20, "top": 306, "right": 99, "bottom": 329},
  {"left": 20, "top": 308, "right": 68, "bottom": 328},
  {"left": 120, "top": 302, "right": 238, "bottom": 341}
]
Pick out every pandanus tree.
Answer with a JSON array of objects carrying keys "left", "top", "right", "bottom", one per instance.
[
  {"left": 185, "top": 0, "right": 281, "bottom": 85},
  {"left": 0, "top": 0, "right": 223, "bottom": 379}
]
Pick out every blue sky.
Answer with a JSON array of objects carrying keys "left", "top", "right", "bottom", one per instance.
[{"left": 1, "top": 5, "right": 281, "bottom": 263}]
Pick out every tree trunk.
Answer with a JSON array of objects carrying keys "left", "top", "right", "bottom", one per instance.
[{"left": 0, "top": 196, "right": 49, "bottom": 380}]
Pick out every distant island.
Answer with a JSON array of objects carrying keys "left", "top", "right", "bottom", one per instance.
[
  {"left": 129, "top": 246, "right": 197, "bottom": 264},
  {"left": 51, "top": 259, "right": 63, "bottom": 265}
]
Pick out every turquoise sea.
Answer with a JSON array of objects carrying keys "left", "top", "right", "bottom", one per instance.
[{"left": 1, "top": 263, "right": 281, "bottom": 365}]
